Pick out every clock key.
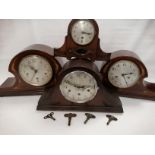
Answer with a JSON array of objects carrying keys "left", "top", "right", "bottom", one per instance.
[
  {"left": 64, "top": 113, "right": 77, "bottom": 126},
  {"left": 44, "top": 112, "right": 56, "bottom": 121},
  {"left": 84, "top": 113, "right": 96, "bottom": 124},
  {"left": 106, "top": 115, "right": 118, "bottom": 125}
]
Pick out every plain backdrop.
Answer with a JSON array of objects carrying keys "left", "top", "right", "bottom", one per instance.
[{"left": 0, "top": 19, "right": 155, "bottom": 134}]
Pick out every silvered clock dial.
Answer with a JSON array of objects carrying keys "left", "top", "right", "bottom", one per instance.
[
  {"left": 71, "top": 20, "right": 95, "bottom": 45},
  {"left": 60, "top": 71, "right": 98, "bottom": 103},
  {"left": 108, "top": 60, "right": 140, "bottom": 88},
  {"left": 18, "top": 55, "right": 53, "bottom": 86}
]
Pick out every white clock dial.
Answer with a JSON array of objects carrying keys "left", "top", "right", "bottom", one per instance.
[
  {"left": 71, "top": 20, "right": 95, "bottom": 45},
  {"left": 60, "top": 71, "right": 98, "bottom": 103},
  {"left": 18, "top": 55, "right": 53, "bottom": 86},
  {"left": 108, "top": 60, "right": 140, "bottom": 88}
]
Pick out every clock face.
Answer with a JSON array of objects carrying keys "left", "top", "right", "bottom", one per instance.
[
  {"left": 108, "top": 60, "right": 140, "bottom": 88},
  {"left": 60, "top": 71, "right": 98, "bottom": 103},
  {"left": 71, "top": 20, "right": 95, "bottom": 45},
  {"left": 18, "top": 55, "right": 53, "bottom": 86}
]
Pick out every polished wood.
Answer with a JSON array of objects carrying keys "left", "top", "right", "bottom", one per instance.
[
  {"left": 101, "top": 50, "right": 155, "bottom": 101},
  {"left": 0, "top": 44, "right": 62, "bottom": 96},
  {"left": 54, "top": 19, "right": 111, "bottom": 61},
  {"left": 37, "top": 59, "right": 123, "bottom": 113}
]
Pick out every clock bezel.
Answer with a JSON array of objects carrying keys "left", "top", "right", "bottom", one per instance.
[
  {"left": 69, "top": 19, "right": 97, "bottom": 46},
  {"left": 59, "top": 70, "right": 99, "bottom": 104},
  {"left": 11, "top": 50, "right": 60, "bottom": 87},
  {"left": 107, "top": 59, "right": 143, "bottom": 89},
  {"left": 18, "top": 54, "right": 54, "bottom": 87}
]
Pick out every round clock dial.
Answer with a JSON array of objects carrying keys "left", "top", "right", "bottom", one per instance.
[
  {"left": 71, "top": 20, "right": 95, "bottom": 45},
  {"left": 18, "top": 55, "right": 53, "bottom": 86},
  {"left": 60, "top": 71, "right": 98, "bottom": 103},
  {"left": 108, "top": 60, "right": 140, "bottom": 88}
]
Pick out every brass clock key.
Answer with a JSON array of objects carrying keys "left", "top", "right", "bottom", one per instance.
[
  {"left": 106, "top": 115, "right": 118, "bottom": 125},
  {"left": 44, "top": 112, "right": 56, "bottom": 121},
  {"left": 64, "top": 113, "right": 77, "bottom": 126},
  {"left": 84, "top": 113, "right": 96, "bottom": 124}
]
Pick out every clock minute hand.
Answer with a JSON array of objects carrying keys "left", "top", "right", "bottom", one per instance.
[{"left": 121, "top": 74, "right": 128, "bottom": 87}]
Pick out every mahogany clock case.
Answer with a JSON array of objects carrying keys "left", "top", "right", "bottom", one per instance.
[
  {"left": 101, "top": 50, "right": 155, "bottom": 101},
  {"left": 0, "top": 44, "right": 61, "bottom": 96},
  {"left": 37, "top": 59, "right": 123, "bottom": 113},
  {"left": 54, "top": 19, "right": 111, "bottom": 61}
]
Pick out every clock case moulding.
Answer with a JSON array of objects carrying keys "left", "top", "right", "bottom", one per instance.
[
  {"left": 101, "top": 50, "right": 155, "bottom": 101},
  {"left": 0, "top": 44, "right": 61, "bottom": 96},
  {"left": 37, "top": 59, "right": 123, "bottom": 113}
]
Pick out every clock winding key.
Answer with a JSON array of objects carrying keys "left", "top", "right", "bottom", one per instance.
[
  {"left": 106, "top": 115, "right": 118, "bottom": 125},
  {"left": 64, "top": 113, "right": 77, "bottom": 126},
  {"left": 44, "top": 112, "right": 56, "bottom": 121},
  {"left": 84, "top": 113, "right": 96, "bottom": 124}
]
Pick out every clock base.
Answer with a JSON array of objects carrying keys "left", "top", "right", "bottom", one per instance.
[
  {"left": 37, "top": 85, "right": 123, "bottom": 113},
  {"left": 37, "top": 104, "right": 123, "bottom": 113},
  {"left": 0, "top": 77, "right": 44, "bottom": 96}
]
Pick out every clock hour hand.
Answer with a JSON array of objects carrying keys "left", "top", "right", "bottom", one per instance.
[
  {"left": 122, "top": 72, "right": 133, "bottom": 76},
  {"left": 81, "top": 31, "right": 92, "bottom": 35},
  {"left": 65, "top": 80, "right": 85, "bottom": 89},
  {"left": 64, "top": 80, "right": 93, "bottom": 89},
  {"left": 29, "top": 65, "right": 38, "bottom": 73}
]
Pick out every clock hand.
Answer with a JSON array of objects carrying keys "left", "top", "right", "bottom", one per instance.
[
  {"left": 122, "top": 72, "right": 134, "bottom": 76},
  {"left": 65, "top": 80, "right": 85, "bottom": 88},
  {"left": 121, "top": 74, "right": 128, "bottom": 87},
  {"left": 29, "top": 65, "right": 38, "bottom": 73},
  {"left": 30, "top": 70, "right": 39, "bottom": 81},
  {"left": 81, "top": 31, "right": 92, "bottom": 35},
  {"left": 64, "top": 80, "right": 93, "bottom": 89},
  {"left": 29, "top": 66, "right": 38, "bottom": 81}
]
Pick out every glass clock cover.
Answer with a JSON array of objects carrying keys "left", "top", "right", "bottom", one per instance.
[
  {"left": 108, "top": 60, "right": 140, "bottom": 88},
  {"left": 18, "top": 55, "right": 53, "bottom": 86},
  {"left": 60, "top": 71, "right": 98, "bottom": 103},
  {"left": 71, "top": 20, "right": 95, "bottom": 45}
]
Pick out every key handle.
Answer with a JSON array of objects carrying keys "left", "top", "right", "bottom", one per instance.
[
  {"left": 106, "top": 114, "right": 118, "bottom": 125},
  {"left": 64, "top": 113, "right": 77, "bottom": 118},
  {"left": 64, "top": 113, "right": 77, "bottom": 126},
  {"left": 85, "top": 113, "right": 96, "bottom": 119},
  {"left": 84, "top": 113, "right": 96, "bottom": 124},
  {"left": 44, "top": 112, "right": 56, "bottom": 120}
]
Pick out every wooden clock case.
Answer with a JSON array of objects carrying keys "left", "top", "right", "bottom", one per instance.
[
  {"left": 0, "top": 44, "right": 61, "bottom": 96},
  {"left": 101, "top": 50, "right": 155, "bottom": 101},
  {"left": 37, "top": 59, "right": 123, "bottom": 112}
]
